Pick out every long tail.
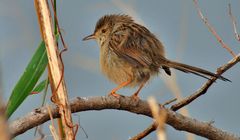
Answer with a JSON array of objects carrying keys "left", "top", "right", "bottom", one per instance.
[{"left": 162, "top": 60, "right": 230, "bottom": 82}]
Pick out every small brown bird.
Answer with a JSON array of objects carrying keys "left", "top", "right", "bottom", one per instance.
[{"left": 83, "top": 14, "right": 229, "bottom": 98}]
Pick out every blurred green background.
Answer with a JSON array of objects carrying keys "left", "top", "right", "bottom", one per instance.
[{"left": 0, "top": 0, "right": 239, "bottom": 140}]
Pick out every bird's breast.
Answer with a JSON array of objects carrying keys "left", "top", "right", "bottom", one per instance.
[
  {"left": 99, "top": 44, "right": 155, "bottom": 87},
  {"left": 99, "top": 45, "right": 133, "bottom": 85}
]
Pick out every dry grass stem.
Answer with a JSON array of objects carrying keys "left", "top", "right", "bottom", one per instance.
[
  {"left": 0, "top": 112, "right": 10, "bottom": 140},
  {"left": 34, "top": 0, "right": 74, "bottom": 139},
  {"left": 148, "top": 97, "right": 167, "bottom": 140},
  {"left": 49, "top": 125, "right": 59, "bottom": 140},
  {"left": 47, "top": 106, "right": 59, "bottom": 140}
]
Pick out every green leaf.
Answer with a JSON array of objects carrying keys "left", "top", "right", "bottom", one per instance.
[
  {"left": 6, "top": 41, "right": 48, "bottom": 118},
  {"left": 32, "top": 79, "right": 49, "bottom": 94}
]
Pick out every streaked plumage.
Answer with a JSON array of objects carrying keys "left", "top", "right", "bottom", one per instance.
[{"left": 83, "top": 14, "right": 229, "bottom": 98}]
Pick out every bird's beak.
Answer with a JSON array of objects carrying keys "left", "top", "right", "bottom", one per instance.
[{"left": 82, "top": 34, "right": 95, "bottom": 41}]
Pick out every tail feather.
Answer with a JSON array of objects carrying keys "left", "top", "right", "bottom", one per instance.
[{"left": 162, "top": 60, "right": 230, "bottom": 82}]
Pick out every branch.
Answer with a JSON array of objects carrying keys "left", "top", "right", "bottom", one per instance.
[
  {"left": 131, "top": 54, "right": 240, "bottom": 139},
  {"left": 129, "top": 1, "right": 240, "bottom": 139},
  {"left": 171, "top": 54, "right": 240, "bottom": 111},
  {"left": 9, "top": 96, "right": 239, "bottom": 140}
]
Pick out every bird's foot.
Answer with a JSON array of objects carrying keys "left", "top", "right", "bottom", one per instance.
[
  {"left": 130, "top": 93, "right": 140, "bottom": 101},
  {"left": 108, "top": 91, "right": 121, "bottom": 98}
]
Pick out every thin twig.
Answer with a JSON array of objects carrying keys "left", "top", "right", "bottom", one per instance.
[
  {"left": 130, "top": 123, "right": 157, "bottom": 140},
  {"left": 72, "top": 114, "right": 88, "bottom": 138},
  {"left": 193, "top": 0, "right": 236, "bottom": 57},
  {"left": 35, "top": 126, "right": 45, "bottom": 140},
  {"left": 163, "top": 98, "right": 177, "bottom": 106},
  {"left": 171, "top": 54, "right": 240, "bottom": 111},
  {"left": 228, "top": 3, "right": 240, "bottom": 42}
]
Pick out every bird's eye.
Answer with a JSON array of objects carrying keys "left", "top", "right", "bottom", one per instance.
[{"left": 101, "top": 29, "right": 106, "bottom": 33}]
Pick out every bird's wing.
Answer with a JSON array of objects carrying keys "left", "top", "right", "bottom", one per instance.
[{"left": 109, "top": 24, "right": 163, "bottom": 68}]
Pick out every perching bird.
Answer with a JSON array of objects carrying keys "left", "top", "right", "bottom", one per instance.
[{"left": 83, "top": 14, "right": 229, "bottom": 98}]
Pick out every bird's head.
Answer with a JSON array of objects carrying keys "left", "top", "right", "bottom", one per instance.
[{"left": 83, "top": 14, "right": 133, "bottom": 46}]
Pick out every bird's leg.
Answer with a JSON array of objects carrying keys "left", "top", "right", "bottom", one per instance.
[
  {"left": 130, "top": 82, "right": 145, "bottom": 100},
  {"left": 108, "top": 79, "right": 132, "bottom": 98},
  {"left": 131, "top": 76, "right": 149, "bottom": 100}
]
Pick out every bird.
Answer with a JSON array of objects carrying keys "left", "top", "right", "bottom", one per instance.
[{"left": 83, "top": 14, "right": 229, "bottom": 99}]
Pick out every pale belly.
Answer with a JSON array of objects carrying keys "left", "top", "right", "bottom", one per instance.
[{"left": 100, "top": 49, "right": 155, "bottom": 87}]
